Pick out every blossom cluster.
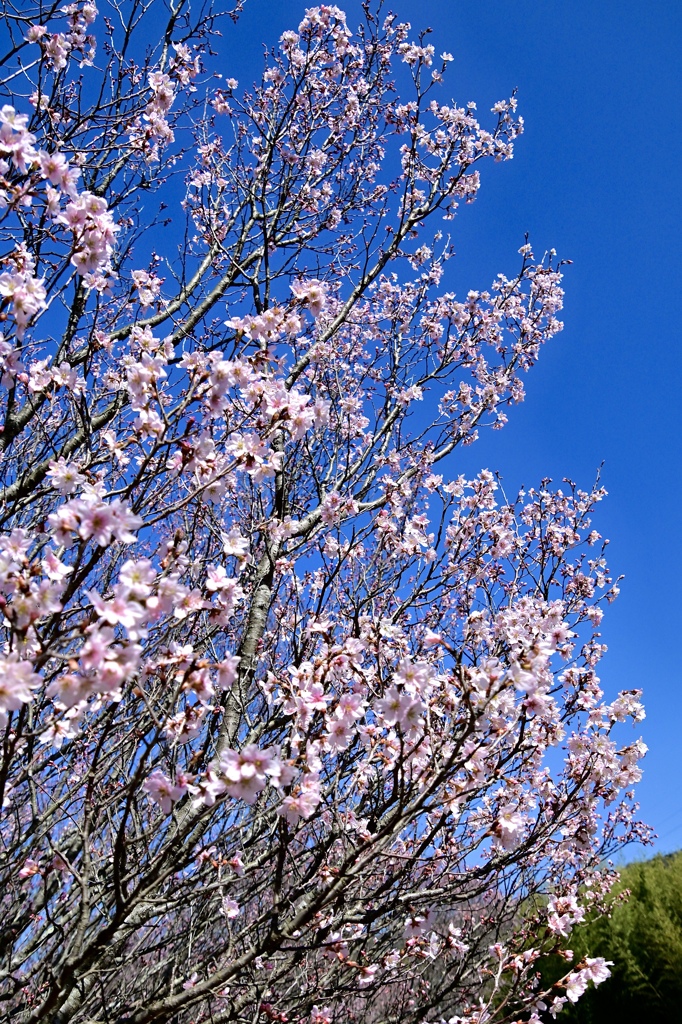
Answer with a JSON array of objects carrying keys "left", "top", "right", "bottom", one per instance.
[{"left": 25, "top": 3, "right": 98, "bottom": 72}]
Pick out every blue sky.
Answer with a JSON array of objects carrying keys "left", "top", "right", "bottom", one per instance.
[{"left": 218, "top": 0, "right": 682, "bottom": 857}]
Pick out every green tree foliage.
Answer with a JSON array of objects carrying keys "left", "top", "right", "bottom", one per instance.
[{"left": 543, "top": 851, "right": 682, "bottom": 1023}]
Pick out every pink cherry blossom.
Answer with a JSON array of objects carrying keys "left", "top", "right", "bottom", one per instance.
[
  {"left": 220, "top": 744, "right": 281, "bottom": 804},
  {"left": 222, "top": 897, "right": 240, "bottom": 919},
  {"left": 143, "top": 769, "right": 187, "bottom": 814},
  {"left": 278, "top": 773, "right": 322, "bottom": 825},
  {"left": 0, "top": 654, "right": 41, "bottom": 713},
  {"left": 290, "top": 278, "right": 328, "bottom": 316},
  {"left": 46, "top": 460, "right": 84, "bottom": 499},
  {"left": 217, "top": 653, "right": 240, "bottom": 688}
]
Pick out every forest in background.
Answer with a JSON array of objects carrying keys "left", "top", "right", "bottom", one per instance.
[{"left": 539, "top": 850, "right": 682, "bottom": 1022}]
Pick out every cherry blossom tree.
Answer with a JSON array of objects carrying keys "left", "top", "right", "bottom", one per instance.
[{"left": 0, "top": 2, "right": 649, "bottom": 1022}]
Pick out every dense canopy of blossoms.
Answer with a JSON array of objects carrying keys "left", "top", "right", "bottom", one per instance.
[{"left": 0, "top": 3, "right": 647, "bottom": 1023}]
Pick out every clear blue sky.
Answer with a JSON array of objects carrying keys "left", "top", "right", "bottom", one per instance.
[{"left": 220, "top": 0, "right": 682, "bottom": 857}]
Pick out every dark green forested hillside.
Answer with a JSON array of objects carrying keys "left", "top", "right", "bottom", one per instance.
[{"left": 541, "top": 850, "right": 682, "bottom": 1023}]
